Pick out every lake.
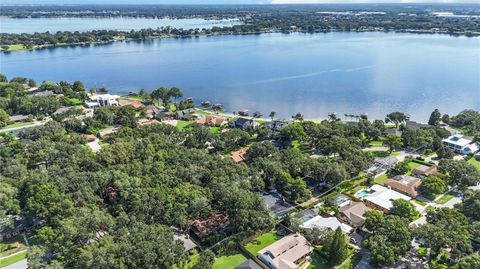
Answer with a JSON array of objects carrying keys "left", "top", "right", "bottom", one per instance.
[
  {"left": 0, "top": 17, "right": 239, "bottom": 33},
  {"left": 1, "top": 32, "right": 479, "bottom": 121}
]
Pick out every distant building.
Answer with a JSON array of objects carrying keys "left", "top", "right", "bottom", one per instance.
[
  {"left": 86, "top": 94, "right": 120, "bottom": 108},
  {"left": 196, "top": 115, "right": 227, "bottom": 126},
  {"left": 231, "top": 147, "right": 248, "bottom": 163},
  {"left": 363, "top": 184, "right": 412, "bottom": 213},
  {"left": 265, "top": 120, "right": 292, "bottom": 134},
  {"left": 191, "top": 213, "right": 229, "bottom": 239},
  {"left": 231, "top": 117, "right": 260, "bottom": 130},
  {"left": 442, "top": 135, "right": 479, "bottom": 155},
  {"left": 413, "top": 165, "right": 438, "bottom": 177},
  {"left": 338, "top": 201, "right": 371, "bottom": 228},
  {"left": 300, "top": 216, "right": 353, "bottom": 234},
  {"left": 385, "top": 175, "right": 422, "bottom": 198},
  {"left": 258, "top": 233, "right": 313, "bottom": 269}
]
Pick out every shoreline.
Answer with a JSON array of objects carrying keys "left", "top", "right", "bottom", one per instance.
[{"left": 2, "top": 29, "right": 479, "bottom": 53}]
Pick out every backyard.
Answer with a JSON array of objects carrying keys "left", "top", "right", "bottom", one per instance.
[
  {"left": 212, "top": 253, "right": 247, "bottom": 269},
  {"left": 0, "top": 251, "right": 27, "bottom": 268},
  {"left": 244, "top": 230, "right": 282, "bottom": 255},
  {"left": 436, "top": 193, "right": 454, "bottom": 205},
  {"left": 467, "top": 157, "right": 480, "bottom": 171}
]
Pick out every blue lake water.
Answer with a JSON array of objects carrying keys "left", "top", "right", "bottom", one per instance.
[
  {"left": 0, "top": 17, "right": 239, "bottom": 33},
  {"left": 1, "top": 32, "right": 479, "bottom": 121}
]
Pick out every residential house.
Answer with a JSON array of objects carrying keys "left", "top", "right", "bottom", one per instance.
[
  {"left": 191, "top": 213, "right": 229, "bottom": 239},
  {"left": 442, "top": 135, "right": 479, "bottom": 155},
  {"left": 86, "top": 94, "right": 120, "bottom": 108},
  {"left": 362, "top": 184, "right": 412, "bottom": 213},
  {"left": 383, "top": 129, "right": 402, "bottom": 136},
  {"left": 300, "top": 216, "right": 353, "bottom": 234},
  {"left": 173, "top": 232, "right": 198, "bottom": 252},
  {"left": 81, "top": 134, "right": 97, "bottom": 142},
  {"left": 8, "top": 115, "right": 29, "bottom": 123},
  {"left": 338, "top": 201, "right": 371, "bottom": 228},
  {"left": 118, "top": 99, "right": 144, "bottom": 108},
  {"left": 137, "top": 119, "right": 161, "bottom": 127},
  {"left": 258, "top": 234, "right": 313, "bottom": 269},
  {"left": 265, "top": 120, "right": 292, "bottom": 134},
  {"left": 365, "top": 156, "right": 399, "bottom": 175},
  {"left": 384, "top": 175, "right": 422, "bottom": 198},
  {"left": 231, "top": 117, "right": 260, "bottom": 130},
  {"left": 413, "top": 165, "right": 438, "bottom": 177},
  {"left": 196, "top": 115, "right": 227, "bottom": 126},
  {"left": 262, "top": 191, "right": 295, "bottom": 218},
  {"left": 145, "top": 106, "right": 163, "bottom": 119},
  {"left": 175, "top": 109, "right": 195, "bottom": 121},
  {"left": 99, "top": 127, "right": 119, "bottom": 139},
  {"left": 231, "top": 147, "right": 249, "bottom": 163}
]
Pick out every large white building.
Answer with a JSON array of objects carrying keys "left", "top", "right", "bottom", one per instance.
[
  {"left": 442, "top": 135, "right": 479, "bottom": 155},
  {"left": 300, "top": 216, "right": 353, "bottom": 234},
  {"left": 85, "top": 94, "right": 120, "bottom": 108},
  {"left": 362, "top": 184, "right": 411, "bottom": 213}
]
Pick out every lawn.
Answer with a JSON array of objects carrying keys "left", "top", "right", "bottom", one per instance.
[
  {"left": 418, "top": 246, "right": 427, "bottom": 258},
  {"left": 412, "top": 199, "right": 427, "bottom": 206},
  {"left": 368, "top": 140, "right": 384, "bottom": 147},
  {"left": 369, "top": 151, "right": 390, "bottom": 158},
  {"left": 0, "top": 251, "right": 27, "bottom": 268},
  {"left": 172, "top": 250, "right": 200, "bottom": 269},
  {"left": 210, "top": 127, "right": 221, "bottom": 134},
  {"left": 407, "top": 161, "right": 423, "bottom": 171},
  {"left": 468, "top": 158, "right": 480, "bottom": 171},
  {"left": 177, "top": 120, "right": 194, "bottom": 130},
  {"left": 244, "top": 230, "right": 282, "bottom": 255},
  {"left": 66, "top": 98, "right": 83, "bottom": 105},
  {"left": 307, "top": 251, "right": 330, "bottom": 269},
  {"left": 1, "top": 121, "right": 34, "bottom": 130},
  {"left": 339, "top": 252, "right": 362, "bottom": 269},
  {"left": 0, "top": 236, "right": 26, "bottom": 258},
  {"left": 3, "top": 44, "right": 26, "bottom": 52},
  {"left": 374, "top": 174, "right": 389, "bottom": 185},
  {"left": 436, "top": 193, "right": 454, "bottom": 205},
  {"left": 212, "top": 253, "right": 247, "bottom": 269}
]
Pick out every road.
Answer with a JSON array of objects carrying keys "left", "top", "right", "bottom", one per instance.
[
  {"left": 1, "top": 259, "right": 27, "bottom": 269},
  {"left": 0, "top": 120, "right": 48, "bottom": 135}
]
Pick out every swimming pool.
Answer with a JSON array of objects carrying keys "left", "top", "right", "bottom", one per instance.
[
  {"left": 355, "top": 189, "right": 370, "bottom": 198},
  {"left": 299, "top": 215, "right": 313, "bottom": 224}
]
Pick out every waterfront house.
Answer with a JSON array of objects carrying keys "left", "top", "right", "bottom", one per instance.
[
  {"left": 413, "top": 165, "right": 438, "bottom": 177},
  {"left": 338, "top": 201, "right": 371, "bottom": 228},
  {"left": 362, "top": 184, "right": 412, "bottom": 213},
  {"left": 196, "top": 115, "right": 227, "bottom": 126},
  {"left": 86, "top": 93, "right": 120, "bottom": 108},
  {"left": 258, "top": 233, "right": 313, "bottom": 269},
  {"left": 300, "top": 216, "right": 353, "bottom": 234},
  {"left": 191, "top": 213, "right": 229, "bottom": 239},
  {"left": 265, "top": 120, "right": 292, "bottom": 134},
  {"left": 442, "top": 135, "right": 479, "bottom": 155},
  {"left": 231, "top": 117, "right": 260, "bottom": 130}
]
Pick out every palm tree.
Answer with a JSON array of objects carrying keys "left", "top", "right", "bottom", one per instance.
[
  {"left": 292, "top": 113, "right": 304, "bottom": 122},
  {"left": 269, "top": 111, "right": 276, "bottom": 121}
]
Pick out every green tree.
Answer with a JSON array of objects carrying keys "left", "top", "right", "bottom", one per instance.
[
  {"left": 321, "top": 227, "right": 350, "bottom": 265},
  {"left": 151, "top": 87, "right": 171, "bottom": 108},
  {"left": 420, "top": 175, "right": 446, "bottom": 199},
  {"left": 0, "top": 108, "right": 9, "bottom": 127},
  {"left": 387, "top": 161, "right": 409, "bottom": 177},
  {"left": 428, "top": 109, "right": 442, "bottom": 126},
  {"left": 385, "top": 112, "right": 408, "bottom": 127},
  {"left": 0, "top": 74, "right": 7, "bottom": 82},
  {"left": 456, "top": 190, "right": 480, "bottom": 221},
  {"left": 169, "top": 87, "right": 183, "bottom": 104},
  {"left": 73, "top": 80, "right": 85, "bottom": 92},
  {"left": 390, "top": 199, "right": 419, "bottom": 221},
  {"left": 452, "top": 253, "right": 480, "bottom": 269},
  {"left": 269, "top": 111, "right": 276, "bottom": 121},
  {"left": 280, "top": 123, "right": 307, "bottom": 143},
  {"left": 26, "top": 183, "right": 73, "bottom": 224},
  {"left": 384, "top": 134, "right": 402, "bottom": 152}
]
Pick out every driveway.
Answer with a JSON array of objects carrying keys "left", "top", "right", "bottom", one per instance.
[{"left": 355, "top": 250, "right": 374, "bottom": 269}]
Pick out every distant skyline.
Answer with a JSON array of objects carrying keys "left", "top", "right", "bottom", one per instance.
[{"left": 1, "top": 0, "right": 478, "bottom": 5}]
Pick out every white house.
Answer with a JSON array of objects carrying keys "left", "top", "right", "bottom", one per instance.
[
  {"left": 300, "top": 216, "right": 353, "bottom": 234},
  {"left": 442, "top": 135, "right": 479, "bottom": 155},
  {"left": 362, "top": 184, "right": 412, "bottom": 213},
  {"left": 258, "top": 234, "right": 313, "bottom": 269},
  {"left": 86, "top": 94, "right": 120, "bottom": 108}
]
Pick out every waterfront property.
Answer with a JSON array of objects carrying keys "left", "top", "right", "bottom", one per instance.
[
  {"left": 442, "top": 135, "right": 479, "bottom": 155},
  {"left": 196, "top": 115, "right": 227, "bottom": 126},
  {"left": 362, "top": 184, "right": 412, "bottom": 213},
  {"left": 257, "top": 233, "right": 313, "bottom": 269},
  {"left": 231, "top": 118, "right": 260, "bottom": 130},
  {"left": 384, "top": 175, "right": 422, "bottom": 198},
  {"left": 264, "top": 120, "right": 292, "bottom": 134},
  {"left": 85, "top": 93, "right": 120, "bottom": 108}
]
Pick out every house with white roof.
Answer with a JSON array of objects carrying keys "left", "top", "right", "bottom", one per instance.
[
  {"left": 362, "top": 184, "right": 411, "bottom": 213},
  {"left": 258, "top": 234, "right": 313, "bottom": 269},
  {"left": 300, "top": 216, "right": 353, "bottom": 234},
  {"left": 85, "top": 94, "right": 120, "bottom": 108},
  {"left": 442, "top": 135, "right": 479, "bottom": 155}
]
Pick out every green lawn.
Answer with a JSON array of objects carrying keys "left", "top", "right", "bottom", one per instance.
[
  {"left": 244, "top": 230, "right": 282, "bottom": 255},
  {"left": 212, "top": 253, "right": 247, "bottom": 269},
  {"left": 407, "top": 161, "right": 423, "bottom": 171},
  {"left": 436, "top": 194, "right": 454, "bottom": 205},
  {"left": 412, "top": 199, "right": 427, "bottom": 206},
  {"left": 468, "top": 158, "right": 480, "bottom": 171},
  {"left": 1, "top": 121, "right": 34, "bottom": 131},
  {"left": 368, "top": 140, "right": 384, "bottom": 147},
  {"left": 0, "top": 236, "right": 26, "bottom": 258},
  {"left": 0, "top": 251, "right": 26, "bottom": 268},
  {"left": 177, "top": 120, "right": 194, "bottom": 130},
  {"left": 3, "top": 44, "right": 26, "bottom": 52},
  {"left": 374, "top": 174, "right": 389, "bottom": 185},
  {"left": 307, "top": 251, "right": 330, "bottom": 269},
  {"left": 339, "top": 252, "right": 362, "bottom": 269},
  {"left": 210, "top": 127, "right": 221, "bottom": 134},
  {"left": 418, "top": 246, "right": 427, "bottom": 258},
  {"left": 67, "top": 98, "right": 83, "bottom": 106},
  {"left": 172, "top": 250, "right": 200, "bottom": 269}
]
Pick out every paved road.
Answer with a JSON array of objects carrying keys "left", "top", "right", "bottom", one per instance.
[
  {"left": 0, "top": 120, "right": 48, "bottom": 135},
  {"left": 1, "top": 259, "right": 27, "bottom": 269}
]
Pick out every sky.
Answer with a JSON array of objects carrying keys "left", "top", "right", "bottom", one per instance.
[{"left": 1, "top": 0, "right": 477, "bottom": 5}]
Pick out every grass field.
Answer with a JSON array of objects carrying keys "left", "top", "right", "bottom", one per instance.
[
  {"left": 212, "top": 253, "right": 247, "bottom": 269},
  {"left": 368, "top": 140, "right": 384, "bottom": 147},
  {"left": 67, "top": 98, "right": 83, "bottom": 105},
  {"left": 1, "top": 121, "right": 34, "bottom": 130},
  {"left": 407, "top": 161, "right": 422, "bottom": 172},
  {"left": 210, "top": 127, "right": 221, "bottom": 134},
  {"left": 0, "top": 251, "right": 26, "bottom": 268},
  {"left": 436, "top": 193, "right": 454, "bottom": 204},
  {"left": 374, "top": 174, "right": 389, "bottom": 185},
  {"left": 468, "top": 158, "right": 480, "bottom": 171},
  {"left": 177, "top": 120, "right": 194, "bottom": 130},
  {"left": 3, "top": 44, "right": 26, "bottom": 52},
  {"left": 244, "top": 230, "right": 282, "bottom": 255},
  {"left": 172, "top": 250, "right": 200, "bottom": 269}
]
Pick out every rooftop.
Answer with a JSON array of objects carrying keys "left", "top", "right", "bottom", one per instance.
[
  {"left": 258, "top": 234, "right": 313, "bottom": 269},
  {"left": 442, "top": 135, "right": 472, "bottom": 147},
  {"left": 364, "top": 184, "right": 412, "bottom": 210},
  {"left": 300, "top": 216, "right": 353, "bottom": 234},
  {"left": 191, "top": 213, "right": 229, "bottom": 238}
]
